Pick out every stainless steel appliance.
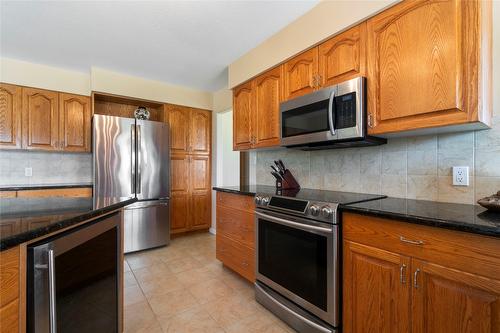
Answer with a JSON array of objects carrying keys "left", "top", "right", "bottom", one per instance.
[
  {"left": 254, "top": 190, "right": 386, "bottom": 333},
  {"left": 280, "top": 76, "right": 386, "bottom": 149},
  {"left": 27, "top": 212, "right": 122, "bottom": 333},
  {"left": 93, "top": 115, "right": 170, "bottom": 253}
]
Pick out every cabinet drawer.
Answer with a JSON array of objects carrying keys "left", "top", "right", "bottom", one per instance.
[
  {"left": 0, "top": 246, "right": 19, "bottom": 307},
  {"left": 216, "top": 206, "right": 254, "bottom": 249},
  {"left": 216, "top": 233, "right": 255, "bottom": 282},
  {"left": 343, "top": 213, "right": 500, "bottom": 279},
  {"left": 217, "top": 192, "right": 255, "bottom": 212}
]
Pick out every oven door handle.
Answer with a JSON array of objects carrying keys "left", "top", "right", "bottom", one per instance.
[
  {"left": 328, "top": 89, "right": 336, "bottom": 136},
  {"left": 256, "top": 211, "right": 333, "bottom": 234}
]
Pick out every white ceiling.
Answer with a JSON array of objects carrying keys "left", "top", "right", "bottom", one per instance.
[{"left": 0, "top": 1, "right": 319, "bottom": 92}]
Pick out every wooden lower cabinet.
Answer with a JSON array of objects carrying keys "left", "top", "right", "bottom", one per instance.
[
  {"left": 343, "top": 241, "right": 410, "bottom": 333},
  {"left": 343, "top": 212, "right": 500, "bottom": 333},
  {"left": 170, "top": 154, "right": 211, "bottom": 234},
  {"left": 0, "top": 245, "right": 24, "bottom": 333},
  {"left": 411, "top": 259, "right": 500, "bottom": 333},
  {"left": 215, "top": 191, "right": 255, "bottom": 282}
]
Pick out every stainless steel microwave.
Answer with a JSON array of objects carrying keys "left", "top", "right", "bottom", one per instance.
[{"left": 280, "top": 77, "right": 385, "bottom": 149}]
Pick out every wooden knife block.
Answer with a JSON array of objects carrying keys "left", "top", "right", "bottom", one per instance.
[{"left": 276, "top": 170, "right": 300, "bottom": 190}]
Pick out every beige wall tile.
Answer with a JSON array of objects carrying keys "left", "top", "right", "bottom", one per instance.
[
  {"left": 407, "top": 175, "right": 438, "bottom": 201},
  {"left": 407, "top": 150, "right": 437, "bottom": 176},
  {"left": 381, "top": 175, "right": 406, "bottom": 197},
  {"left": 437, "top": 176, "right": 475, "bottom": 204}
]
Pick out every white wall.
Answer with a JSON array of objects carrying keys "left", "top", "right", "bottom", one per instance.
[
  {"left": 228, "top": 0, "right": 398, "bottom": 87},
  {"left": 0, "top": 58, "right": 213, "bottom": 109},
  {"left": 216, "top": 111, "right": 240, "bottom": 186}
]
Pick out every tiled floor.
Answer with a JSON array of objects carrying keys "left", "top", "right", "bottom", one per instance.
[{"left": 124, "top": 232, "right": 296, "bottom": 333}]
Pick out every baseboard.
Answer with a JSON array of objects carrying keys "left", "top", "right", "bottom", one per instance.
[{"left": 209, "top": 227, "right": 216, "bottom": 235}]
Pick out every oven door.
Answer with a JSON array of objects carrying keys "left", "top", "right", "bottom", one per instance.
[
  {"left": 280, "top": 86, "right": 337, "bottom": 146},
  {"left": 255, "top": 209, "right": 339, "bottom": 326}
]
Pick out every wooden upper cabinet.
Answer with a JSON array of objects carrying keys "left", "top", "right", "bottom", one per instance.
[
  {"left": 0, "top": 84, "right": 22, "bottom": 149},
  {"left": 253, "top": 67, "right": 282, "bottom": 148},
  {"left": 319, "top": 23, "right": 366, "bottom": 88},
  {"left": 233, "top": 81, "right": 254, "bottom": 150},
  {"left": 343, "top": 240, "right": 411, "bottom": 333},
  {"left": 411, "top": 259, "right": 500, "bottom": 333},
  {"left": 366, "top": 0, "right": 491, "bottom": 135},
  {"left": 189, "top": 108, "right": 211, "bottom": 155},
  {"left": 282, "top": 48, "right": 318, "bottom": 101},
  {"left": 168, "top": 104, "right": 190, "bottom": 154},
  {"left": 22, "top": 87, "right": 59, "bottom": 151},
  {"left": 59, "top": 93, "right": 91, "bottom": 152}
]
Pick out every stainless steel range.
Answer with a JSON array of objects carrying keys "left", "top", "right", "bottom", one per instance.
[{"left": 254, "top": 190, "right": 386, "bottom": 333}]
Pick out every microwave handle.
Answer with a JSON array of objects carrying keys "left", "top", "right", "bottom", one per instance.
[{"left": 328, "top": 89, "right": 336, "bottom": 135}]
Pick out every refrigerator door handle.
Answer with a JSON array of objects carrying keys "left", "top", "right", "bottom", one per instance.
[
  {"left": 131, "top": 124, "right": 136, "bottom": 195},
  {"left": 137, "top": 124, "right": 142, "bottom": 194}
]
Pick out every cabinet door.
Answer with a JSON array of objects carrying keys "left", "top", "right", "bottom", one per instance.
[
  {"left": 412, "top": 259, "right": 500, "bottom": 333},
  {"left": 59, "top": 93, "right": 91, "bottom": 152},
  {"left": 343, "top": 240, "right": 411, "bottom": 333},
  {"left": 253, "top": 67, "right": 281, "bottom": 148},
  {"left": 190, "top": 155, "right": 211, "bottom": 229},
  {"left": 168, "top": 104, "right": 190, "bottom": 154},
  {"left": 282, "top": 48, "right": 318, "bottom": 101},
  {"left": 232, "top": 81, "right": 253, "bottom": 150},
  {"left": 0, "top": 83, "right": 22, "bottom": 149},
  {"left": 170, "top": 154, "right": 190, "bottom": 233},
  {"left": 22, "top": 87, "right": 59, "bottom": 151},
  {"left": 189, "top": 107, "right": 211, "bottom": 155},
  {"left": 366, "top": 0, "right": 482, "bottom": 134},
  {"left": 319, "top": 23, "right": 366, "bottom": 88}
]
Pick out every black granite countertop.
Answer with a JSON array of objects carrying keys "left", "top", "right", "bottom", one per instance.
[
  {"left": 0, "top": 196, "right": 136, "bottom": 251},
  {"left": 213, "top": 186, "right": 500, "bottom": 237},
  {"left": 213, "top": 185, "right": 274, "bottom": 196},
  {"left": 0, "top": 183, "right": 93, "bottom": 191},
  {"left": 342, "top": 197, "right": 500, "bottom": 238}
]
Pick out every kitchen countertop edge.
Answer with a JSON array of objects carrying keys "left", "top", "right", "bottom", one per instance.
[
  {"left": 340, "top": 205, "right": 499, "bottom": 238},
  {"left": 0, "top": 197, "right": 137, "bottom": 251},
  {"left": 213, "top": 186, "right": 499, "bottom": 238},
  {"left": 0, "top": 183, "right": 93, "bottom": 191}
]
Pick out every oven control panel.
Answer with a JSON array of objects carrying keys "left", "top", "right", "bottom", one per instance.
[{"left": 255, "top": 194, "right": 338, "bottom": 224}]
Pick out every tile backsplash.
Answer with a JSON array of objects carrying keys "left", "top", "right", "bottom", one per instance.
[
  {"left": 254, "top": 115, "right": 500, "bottom": 205},
  {"left": 0, "top": 150, "right": 92, "bottom": 186}
]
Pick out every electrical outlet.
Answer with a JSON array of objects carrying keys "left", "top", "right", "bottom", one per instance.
[
  {"left": 25, "top": 167, "right": 32, "bottom": 177},
  {"left": 452, "top": 166, "right": 469, "bottom": 186}
]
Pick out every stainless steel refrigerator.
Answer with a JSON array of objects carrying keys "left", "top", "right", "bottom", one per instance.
[{"left": 93, "top": 114, "right": 170, "bottom": 253}]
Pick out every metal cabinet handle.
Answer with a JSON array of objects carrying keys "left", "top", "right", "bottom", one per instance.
[
  {"left": 48, "top": 249, "right": 57, "bottom": 333},
  {"left": 400, "top": 264, "right": 407, "bottom": 284},
  {"left": 136, "top": 124, "right": 142, "bottom": 194},
  {"left": 242, "top": 261, "right": 249, "bottom": 267},
  {"left": 131, "top": 125, "right": 136, "bottom": 194},
  {"left": 368, "top": 114, "right": 373, "bottom": 128},
  {"left": 400, "top": 236, "right": 424, "bottom": 246},
  {"left": 414, "top": 269, "right": 420, "bottom": 289}
]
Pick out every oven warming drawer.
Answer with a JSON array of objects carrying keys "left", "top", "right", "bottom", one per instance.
[{"left": 255, "top": 282, "right": 337, "bottom": 333}]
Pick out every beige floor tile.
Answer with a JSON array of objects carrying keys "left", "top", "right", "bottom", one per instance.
[
  {"left": 224, "top": 311, "right": 279, "bottom": 333},
  {"left": 132, "top": 261, "right": 174, "bottom": 283},
  {"left": 202, "top": 294, "right": 264, "bottom": 328},
  {"left": 157, "top": 305, "right": 224, "bottom": 333},
  {"left": 124, "top": 284, "right": 146, "bottom": 306},
  {"left": 164, "top": 255, "right": 204, "bottom": 274},
  {"left": 175, "top": 266, "right": 217, "bottom": 287},
  {"left": 124, "top": 301, "right": 163, "bottom": 333},
  {"left": 126, "top": 252, "right": 162, "bottom": 270},
  {"left": 124, "top": 271, "right": 138, "bottom": 288},
  {"left": 187, "top": 278, "right": 236, "bottom": 304},
  {"left": 138, "top": 274, "right": 185, "bottom": 297},
  {"left": 147, "top": 288, "right": 198, "bottom": 317}
]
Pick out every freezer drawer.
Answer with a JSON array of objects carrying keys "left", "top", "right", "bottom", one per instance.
[{"left": 124, "top": 200, "right": 170, "bottom": 253}]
